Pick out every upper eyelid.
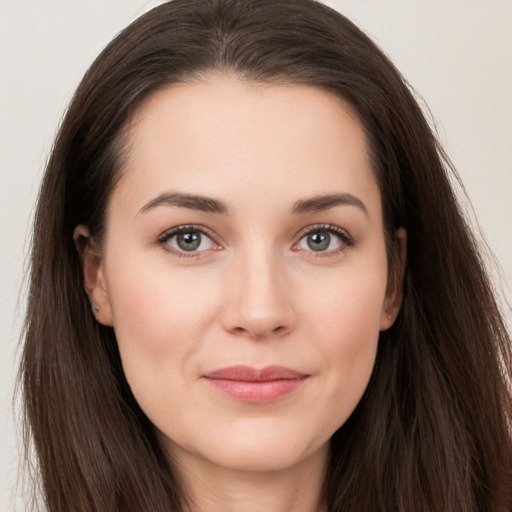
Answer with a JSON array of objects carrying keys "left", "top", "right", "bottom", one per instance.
[
  {"left": 157, "top": 224, "right": 218, "bottom": 242},
  {"left": 295, "top": 223, "right": 352, "bottom": 240}
]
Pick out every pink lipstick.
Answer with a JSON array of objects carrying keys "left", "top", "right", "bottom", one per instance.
[{"left": 202, "top": 365, "right": 308, "bottom": 402}]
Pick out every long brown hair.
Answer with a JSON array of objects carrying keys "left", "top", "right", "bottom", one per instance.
[{"left": 20, "top": 0, "right": 512, "bottom": 510}]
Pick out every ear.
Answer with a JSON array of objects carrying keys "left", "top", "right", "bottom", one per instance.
[
  {"left": 73, "top": 225, "right": 113, "bottom": 326},
  {"left": 380, "top": 227, "right": 407, "bottom": 331}
]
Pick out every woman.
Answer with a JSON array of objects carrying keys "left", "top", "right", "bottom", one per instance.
[{"left": 20, "top": 0, "right": 512, "bottom": 511}]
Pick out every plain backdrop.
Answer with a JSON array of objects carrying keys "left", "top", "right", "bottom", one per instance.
[{"left": 1, "top": 1, "right": 511, "bottom": 510}]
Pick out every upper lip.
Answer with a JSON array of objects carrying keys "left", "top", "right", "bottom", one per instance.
[{"left": 203, "top": 365, "right": 308, "bottom": 382}]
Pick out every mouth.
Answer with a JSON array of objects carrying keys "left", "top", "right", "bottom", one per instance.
[{"left": 202, "top": 365, "right": 309, "bottom": 402}]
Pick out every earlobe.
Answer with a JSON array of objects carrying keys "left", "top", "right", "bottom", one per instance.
[
  {"left": 380, "top": 227, "right": 407, "bottom": 331},
  {"left": 73, "top": 225, "right": 113, "bottom": 326}
]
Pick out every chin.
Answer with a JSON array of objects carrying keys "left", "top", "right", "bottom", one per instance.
[{"left": 163, "top": 420, "right": 331, "bottom": 475}]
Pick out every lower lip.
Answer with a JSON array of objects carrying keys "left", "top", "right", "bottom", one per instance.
[{"left": 204, "top": 377, "right": 308, "bottom": 402}]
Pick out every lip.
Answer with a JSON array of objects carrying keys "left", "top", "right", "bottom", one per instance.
[{"left": 202, "top": 365, "right": 309, "bottom": 403}]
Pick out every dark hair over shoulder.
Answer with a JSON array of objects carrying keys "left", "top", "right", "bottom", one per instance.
[{"left": 20, "top": 1, "right": 512, "bottom": 511}]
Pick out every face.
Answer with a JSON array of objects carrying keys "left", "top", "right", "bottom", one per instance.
[{"left": 80, "top": 74, "right": 403, "bottom": 477}]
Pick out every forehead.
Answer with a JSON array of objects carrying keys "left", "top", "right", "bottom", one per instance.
[{"left": 116, "top": 73, "right": 380, "bottom": 218}]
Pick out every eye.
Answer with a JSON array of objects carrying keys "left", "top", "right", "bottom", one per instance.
[
  {"left": 295, "top": 225, "right": 353, "bottom": 254},
  {"left": 157, "top": 225, "right": 220, "bottom": 255}
]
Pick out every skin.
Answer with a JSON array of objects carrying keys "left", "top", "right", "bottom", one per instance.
[{"left": 76, "top": 74, "right": 405, "bottom": 512}]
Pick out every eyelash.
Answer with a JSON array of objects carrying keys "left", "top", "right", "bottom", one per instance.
[
  {"left": 155, "top": 224, "right": 220, "bottom": 258},
  {"left": 294, "top": 223, "right": 355, "bottom": 257},
  {"left": 155, "top": 223, "right": 355, "bottom": 258}
]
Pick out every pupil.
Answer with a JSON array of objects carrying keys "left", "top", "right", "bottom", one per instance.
[
  {"left": 307, "top": 231, "right": 330, "bottom": 251},
  {"left": 177, "top": 232, "right": 201, "bottom": 251}
]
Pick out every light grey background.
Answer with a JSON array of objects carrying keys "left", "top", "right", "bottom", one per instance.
[{"left": 1, "top": 1, "right": 511, "bottom": 510}]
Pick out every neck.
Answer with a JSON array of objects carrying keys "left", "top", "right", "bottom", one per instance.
[{"left": 175, "top": 445, "right": 329, "bottom": 512}]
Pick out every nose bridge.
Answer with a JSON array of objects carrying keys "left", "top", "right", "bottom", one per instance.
[{"left": 222, "top": 239, "right": 295, "bottom": 338}]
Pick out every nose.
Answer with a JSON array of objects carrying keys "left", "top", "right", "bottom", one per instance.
[{"left": 221, "top": 246, "right": 297, "bottom": 340}]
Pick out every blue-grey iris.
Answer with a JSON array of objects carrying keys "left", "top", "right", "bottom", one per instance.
[
  {"left": 177, "top": 232, "right": 201, "bottom": 251},
  {"left": 307, "top": 232, "right": 330, "bottom": 251}
]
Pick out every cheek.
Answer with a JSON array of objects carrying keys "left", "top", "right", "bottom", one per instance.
[
  {"left": 104, "top": 254, "right": 221, "bottom": 401},
  {"left": 108, "top": 255, "right": 218, "bottom": 347},
  {"left": 306, "top": 268, "right": 386, "bottom": 430},
  {"left": 308, "top": 262, "right": 387, "bottom": 350}
]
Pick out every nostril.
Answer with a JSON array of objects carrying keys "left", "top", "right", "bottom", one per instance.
[{"left": 227, "top": 323, "right": 289, "bottom": 339}]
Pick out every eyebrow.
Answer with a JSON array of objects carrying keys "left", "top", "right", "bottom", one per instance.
[
  {"left": 291, "top": 193, "right": 369, "bottom": 217},
  {"left": 139, "top": 192, "right": 229, "bottom": 215},
  {"left": 138, "top": 191, "right": 368, "bottom": 217}
]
